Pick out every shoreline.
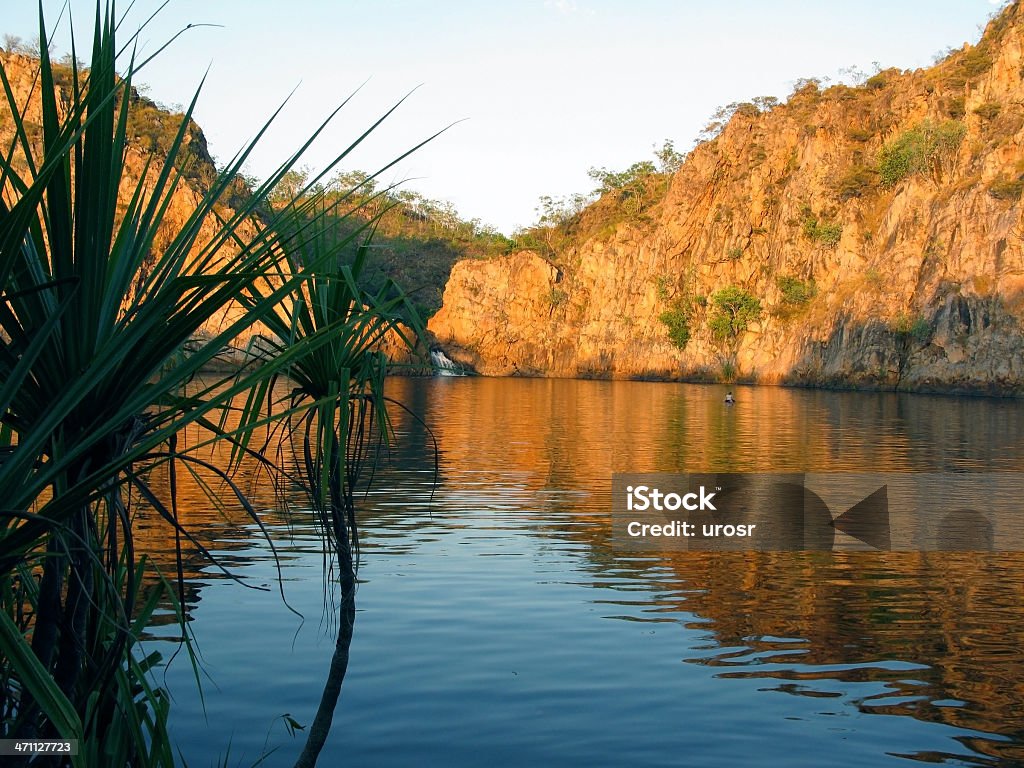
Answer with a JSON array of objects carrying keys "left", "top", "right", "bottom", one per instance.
[{"left": 403, "top": 367, "right": 1024, "bottom": 400}]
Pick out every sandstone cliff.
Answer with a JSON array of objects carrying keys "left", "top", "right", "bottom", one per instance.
[
  {"left": 0, "top": 49, "right": 268, "bottom": 359},
  {"left": 430, "top": 3, "right": 1024, "bottom": 395}
]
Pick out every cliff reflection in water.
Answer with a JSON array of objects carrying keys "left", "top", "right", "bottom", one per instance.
[
  {"left": 141, "top": 377, "right": 1024, "bottom": 765},
  {"left": 382, "top": 377, "right": 1024, "bottom": 764},
  {"left": 131, "top": 395, "right": 320, "bottom": 621}
]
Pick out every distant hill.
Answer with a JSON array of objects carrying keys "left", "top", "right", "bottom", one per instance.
[{"left": 275, "top": 172, "right": 511, "bottom": 318}]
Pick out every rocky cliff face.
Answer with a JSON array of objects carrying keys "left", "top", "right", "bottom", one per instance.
[
  {"left": 0, "top": 50, "right": 265, "bottom": 356},
  {"left": 430, "top": 3, "right": 1024, "bottom": 394}
]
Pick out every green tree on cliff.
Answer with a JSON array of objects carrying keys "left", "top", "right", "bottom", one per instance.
[
  {"left": 709, "top": 287, "right": 762, "bottom": 341},
  {"left": 708, "top": 287, "right": 761, "bottom": 379},
  {"left": 654, "top": 139, "right": 685, "bottom": 174}
]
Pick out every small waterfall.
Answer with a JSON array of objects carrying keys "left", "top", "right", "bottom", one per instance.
[{"left": 430, "top": 348, "right": 463, "bottom": 376}]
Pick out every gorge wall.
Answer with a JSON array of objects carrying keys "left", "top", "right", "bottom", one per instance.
[
  {"left": 429, "top": 3, "right": 1024, "bottom": 395},
  {"left": 0, "top": 50, "right": 269, "bottom": 360}
]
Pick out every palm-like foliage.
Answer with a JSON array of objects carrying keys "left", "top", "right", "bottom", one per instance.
[
  {"left": 0, "top": 3, "right": 427, "bottom": 764},
  {"left": 237, "top": 199, "right": 425, "bottom": 767}
]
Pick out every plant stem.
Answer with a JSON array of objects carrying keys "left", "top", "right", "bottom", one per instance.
[{"left": 293, "top": 545, "right": 356, "bottom": 768}]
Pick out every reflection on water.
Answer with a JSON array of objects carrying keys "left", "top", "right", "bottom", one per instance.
[{"left": 141, "top": 379, "right": 1024, "bottom": 766}]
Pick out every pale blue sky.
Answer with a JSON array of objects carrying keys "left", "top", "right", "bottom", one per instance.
[{"left": 4, "top": 1, "right": 1009, "bottom": 233}]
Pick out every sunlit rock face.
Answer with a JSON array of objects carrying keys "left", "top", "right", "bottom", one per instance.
[
  {"left": 430, "top": 4, "right": 1024, "bottom": 394},
  {"left": 0, "top": 50, "right": 266, "bottom": 353}
]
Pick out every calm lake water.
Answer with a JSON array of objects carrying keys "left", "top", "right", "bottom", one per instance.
[{"left": 141, "top": 378, "right": 1024, "bottom": 767}]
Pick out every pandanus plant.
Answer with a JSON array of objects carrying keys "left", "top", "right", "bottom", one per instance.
[
  {"left": 235, "top": 197, "right": 426, "bottom": 767},
  {"left": 0, "top": 3, "right": 430, "bottom": 765}
]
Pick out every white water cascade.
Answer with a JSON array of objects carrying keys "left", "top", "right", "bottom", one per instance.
[{"left": 429, "top": 348, "right": 463, "bottom": 376}]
